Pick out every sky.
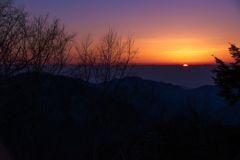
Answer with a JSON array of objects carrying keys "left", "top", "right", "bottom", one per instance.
[{"left": 15, "top": 0, "right": 240, "bottom": 65}]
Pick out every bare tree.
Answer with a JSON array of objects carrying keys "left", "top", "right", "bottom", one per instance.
[
  {"left": 74, "top": 28, "right": 137, "bottom": 85},
  {"left": 71, "top": 28, "right": 161, "bottom": 160},
  {"left": 0, "top": 0, "right": 28, "bottom": 79},
  {"left": 26, "top": 14, "right": 76, "bottom": 74},
  {"left": 0, "top": 1, "right": 77, "bottom": 159},
  {"left": 72, "top": 29, "right": 139, "bottom": 158}
]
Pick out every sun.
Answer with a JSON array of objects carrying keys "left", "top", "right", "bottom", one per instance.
[{"left": 183, "top": 64, "right": 188, "bottom": 67}]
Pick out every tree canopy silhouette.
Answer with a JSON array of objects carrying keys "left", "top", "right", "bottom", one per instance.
[{"left": 212, "top": 44, "right": 240, "bottom": 105}]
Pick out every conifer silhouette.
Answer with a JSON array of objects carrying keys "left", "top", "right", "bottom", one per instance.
[{"left": 212, "top": 44, "right": 240, "bottom": 105}]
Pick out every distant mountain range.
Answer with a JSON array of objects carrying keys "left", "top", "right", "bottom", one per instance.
[
  {"left": 105, "top": 76, "right": 239, "bottom": 126},
  {"left": 4, "top": 71, "right": 239, "bottom": 126}
]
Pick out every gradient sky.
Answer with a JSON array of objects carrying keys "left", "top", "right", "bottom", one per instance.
[{"left": 16, "top": 0, "right": 240, "bottom": 65}]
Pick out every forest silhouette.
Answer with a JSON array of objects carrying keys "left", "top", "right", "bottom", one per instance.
[{"left": 1, "top": 1, "right": 240, "bottom": 160}]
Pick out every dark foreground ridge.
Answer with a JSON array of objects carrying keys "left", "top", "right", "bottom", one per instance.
[{"left": 1, "top": 72, "right": 240, "bottom": 160}]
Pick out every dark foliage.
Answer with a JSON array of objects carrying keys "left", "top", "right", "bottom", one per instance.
[
  {"left": 212, "top": 44, "right": 240, "bottom": 105},
  {"left": 128, "top": 116, "right": 240, "bottom": 160}
]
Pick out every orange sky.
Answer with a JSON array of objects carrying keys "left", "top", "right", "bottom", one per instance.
[{"left": 17, "top": 0, "right": 240, "bottom": 65}]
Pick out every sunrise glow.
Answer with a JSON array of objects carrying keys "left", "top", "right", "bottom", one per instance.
[{"left": 17, "top": 0, "right": 240, "bottom": 65}]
